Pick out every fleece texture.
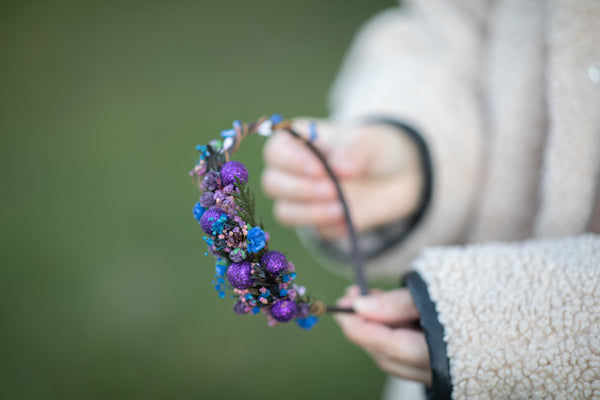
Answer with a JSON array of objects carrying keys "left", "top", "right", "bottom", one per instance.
[
  {"left": 311, "top": 0, "right": 600, "bottom": 398},
  {"left": 413, "top": 235, "right": 600, "bottom": 399}
]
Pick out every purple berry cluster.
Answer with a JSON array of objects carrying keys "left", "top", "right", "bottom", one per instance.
[{"left": 190, "top": 121, "right": 319, "bottom": 329}]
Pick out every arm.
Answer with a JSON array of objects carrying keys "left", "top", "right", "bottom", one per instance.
[
  {"left": 325, "top": 0, "right": 488, "bottom": 275},
  {"left": 337, "top": 234, "right": 600, "bottom": 399},
  {"left": 262, "top": 1, "right": 488, "bottom": 277},
  {"left": 408, "top": 234, "right": 600, "bottom": 399}
]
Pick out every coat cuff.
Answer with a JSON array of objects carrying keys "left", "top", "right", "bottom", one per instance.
[
  {"left": 403, "top": 271, "right": 452, "bottom": 400},
  {"left": 410, "top": 235, "right": 600, "bottom": 399}
]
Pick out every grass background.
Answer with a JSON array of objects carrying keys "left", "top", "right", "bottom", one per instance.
[{"left": 0, "top": 0, "right": 397, "bottom": 398}]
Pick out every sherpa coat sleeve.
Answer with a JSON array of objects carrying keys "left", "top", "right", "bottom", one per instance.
[
  {"left": 307, "top": 0, "right": 486, "bottom": 278},
  {"left": 405, "top": 234, "right": 600, "bottom": 400}
]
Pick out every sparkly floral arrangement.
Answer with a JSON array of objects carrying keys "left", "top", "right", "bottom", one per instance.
[
  {"left": 190, "top": 115, "right": 367, "bottom": 329},
  {"left": 190, "top": 115, "right": 326, "bottom": 329}
]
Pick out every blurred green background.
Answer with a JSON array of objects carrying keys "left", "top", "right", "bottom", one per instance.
[{"left": 0, "top": 0, "right": 396, "bottom": 399}]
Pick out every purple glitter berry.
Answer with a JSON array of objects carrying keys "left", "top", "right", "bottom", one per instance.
[
  {"left": 260, "top": 251, "right": 288, "bottom": 277},
  {"left": 226, "top": 261, "right": 254, "bottom": 289},
  {"left": 270, "top": 299, "right": 297, "bottom": 323},
  {"left": 220, "top": 161, "right": 248, "bottom": 187},
  {"left": 200, "top": 208, "right": 226, "bottom": 235}
]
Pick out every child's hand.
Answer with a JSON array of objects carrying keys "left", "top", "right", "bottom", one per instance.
[
  {"left": 261, "top": 119, "right": 423, "bottom": 240},
  {"left": 335, "top": 286, "right": 431, "bottom": 386}
]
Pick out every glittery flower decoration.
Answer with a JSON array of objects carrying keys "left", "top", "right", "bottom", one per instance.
[
  {"left": 190, "top": 115, "right": 322, "bottom": 328},
  {"left": 246, "top": 226, "right": 266, "bottom": 254}
]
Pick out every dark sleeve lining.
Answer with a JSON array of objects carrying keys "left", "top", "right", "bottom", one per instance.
[
  {"left": 403, "top": 271, "right": 452, "bottom": 400},
  {"left": 314, "top": 118, "right": 434, "bottom": 261}
]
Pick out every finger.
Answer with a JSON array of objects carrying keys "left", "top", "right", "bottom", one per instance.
[
  {"left": 267, "top": 164, "right": 422, "bottom": 236},
  {"left": 335, "top": 313, "right": 428, "bottom": 369},
  {"left": 261, "top": 168, "right": 337, "bottom": 202},
  {"left": 263, "top": 131, "right": 327, "bottom": 177},
  {"left": 273, "top": 200, "right": 344, "bottom": 227},
  {"left": 374, "top": 357, "right": 432, "bottom": 386},
  {"left": 265, "top": 156, "right": 421, "bottom": 235},
  {"left": 352, "top": 289, "right": 420, "bottom": 325}
]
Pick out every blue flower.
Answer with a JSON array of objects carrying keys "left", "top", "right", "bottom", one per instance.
[
  {"left": 270, "top": 114, "right": 283, "bottom": 124},
  {"left": 195, "top": 144, "right": 211, "bottom": 159},
  {"left": 246, "top": 226, "right": 266, "bottom": 253},
  {"left": 193, "top": 202, "right": 205, "bottom": 222},
  {"left": 296, "top": 316, "right": 319, "bottom": 330},
  {"left": 308, "top": 121, "right": 318, "bottom": 142},
  {"left": 215, "top": 262, "right": 227, "bottom": 277},
  {"left": 211, "top": 214, "right": 228, "bottom": 235},
  {"left": 221, "top": 128, "right": 236, "bottom": 138}
]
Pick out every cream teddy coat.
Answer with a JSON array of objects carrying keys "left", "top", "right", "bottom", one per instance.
[{"left": 323, "top": 0, "right": 600, "bottom": 398}]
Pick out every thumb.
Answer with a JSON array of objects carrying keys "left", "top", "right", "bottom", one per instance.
[{"left": 352, "top": 289, "right": 420, "bottom": 325}]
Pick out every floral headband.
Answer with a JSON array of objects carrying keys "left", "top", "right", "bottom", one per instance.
[{"left": 190, "top": 115, "right": 367, "bottom": 329}]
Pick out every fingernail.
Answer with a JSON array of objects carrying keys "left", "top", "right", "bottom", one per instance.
[{"left": 353, "top": 296, "right": 380, "bottom": 314}]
